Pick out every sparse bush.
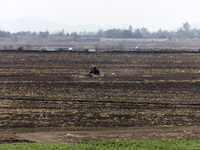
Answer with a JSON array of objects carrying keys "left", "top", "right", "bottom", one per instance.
[{"left": 18, "top": 46, "right": 24, "bottom": 51}]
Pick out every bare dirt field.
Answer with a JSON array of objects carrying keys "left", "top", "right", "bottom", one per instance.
[{"left": 1, "top": 51, "right": 200, "bottom": 143}]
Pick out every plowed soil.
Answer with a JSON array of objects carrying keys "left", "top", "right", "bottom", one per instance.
[{"left": 1, "top": 51, "right": 200, "bottom": 143}]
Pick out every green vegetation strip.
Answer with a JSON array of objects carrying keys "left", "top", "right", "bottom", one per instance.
[{"left": 1, "top": 140, "right": 200, "bottom": 150}]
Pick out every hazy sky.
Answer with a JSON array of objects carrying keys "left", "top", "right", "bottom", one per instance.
[{"left": 1, "top": 0, "right": 200, "bottom": 31}]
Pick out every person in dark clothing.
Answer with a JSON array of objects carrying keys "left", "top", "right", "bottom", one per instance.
[{"left": 90, "top": 66, "right": 100, "bottom": 75}]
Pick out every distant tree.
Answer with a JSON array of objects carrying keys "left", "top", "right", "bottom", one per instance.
[
  {"left": 157, "top": 29, "right": 169, "bottom": 38},
  {"left": 39, "top": 30, "right": 49, "bottom": 38},
  {"left": 18, "top": 46, "right": 24, "bottom": 51},
  {"left": 58, "top": 29, "right": 65, "bottom": 36},
  {"left": 87, "top": 31, "right": 95, "bottom": 36},
  {"left": 104, "top": 29, "right": 122, "bottom": 38},
  {"left": 121, "top": 30, "right": 133, "bottom": 38},
  {"left": 183, "top": 22, "right": 190, "bottom": 32},
  {"left": 191, "top": 28, "right": 200, "bottom": 37},
  {"left": 32, "top": 31, "right": 37, "bottom": 36},
  {"left": 177, "top": 27, "right": 191, "bottom": 38},
  {"left": 15, "top": 31, "right": 32, "bottom": 36},
  {"left": 129, "top": 25, "right": 133, "bottom": 32},
  {"left": 66, "top": 33, "right": 70, "bottom": 37},
  {"left": 25, "top": 31, "right": 32, "bottom": 36},
  {"left": 0, "top": 30, "right": 11, "bottom": 37},
  {"left": 158, "top": 34, "right": 167, "bottom": 38},
  {"left": 71, "top": 32, "right": 80, "bottom": 41},
  {"left": 133, "top": 29, "right": 143, "bottom": 38},
  {"left": 83, "top": 31, "right": 86, "bottom": 36},
  {"left": 140, "top": 27, "right": 150, "bottom": 36},
  {"left": 97, "top": 29, "right": 104, "bottom": 37}
]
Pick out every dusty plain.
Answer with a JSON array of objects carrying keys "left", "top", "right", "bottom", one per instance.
[{"left": 0, "top": 50, "right": 200, "bottom": 143}]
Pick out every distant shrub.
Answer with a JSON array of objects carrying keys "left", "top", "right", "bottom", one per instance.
[{"left": 18, "top": 46, "right": 24, "bottom": 51}]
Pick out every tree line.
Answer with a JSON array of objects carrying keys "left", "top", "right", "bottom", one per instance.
[
  {"left": 0, "top": 22, "right": 199, "bottom": 39},
  {"left": 103, "top": 22, "right": 200, "bottom": 39}
]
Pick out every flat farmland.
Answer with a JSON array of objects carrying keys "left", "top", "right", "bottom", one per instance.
[{"left": 1, "top": 51, "right": 200, "bottom": 142}]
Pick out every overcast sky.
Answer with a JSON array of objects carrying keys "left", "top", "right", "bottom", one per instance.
[{"left": 1, "top": 0, "right": 200, "bottom": 31}]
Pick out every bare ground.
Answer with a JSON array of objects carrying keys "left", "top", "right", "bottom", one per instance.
[
  {"left": 0, "top": 51, "right": 200, "bottom": 143},
  {"left": 2, "top": 126, "right": 200, "bottom": 144}
]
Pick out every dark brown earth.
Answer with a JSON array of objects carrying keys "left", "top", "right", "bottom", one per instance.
[{"left": 1, "top": 51, "right": 200, "bottom": 143}]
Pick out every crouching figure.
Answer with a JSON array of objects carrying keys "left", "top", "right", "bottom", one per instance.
[{"left": 90, "top": 66, "right": 100, "bottom": 75}]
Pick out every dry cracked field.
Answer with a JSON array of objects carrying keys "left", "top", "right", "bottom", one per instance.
[{"left": 1, "top": 51, "right": 200, "bottom": 143}]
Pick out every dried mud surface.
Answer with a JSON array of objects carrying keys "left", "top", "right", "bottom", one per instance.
[{"left": 0, "top": 51, "right": 200, "bottom": 143}]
